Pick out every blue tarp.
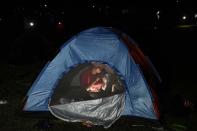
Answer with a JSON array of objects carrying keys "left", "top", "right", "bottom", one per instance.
[{"left": 24, "top": 27, "right": 157, "bottom": 119}]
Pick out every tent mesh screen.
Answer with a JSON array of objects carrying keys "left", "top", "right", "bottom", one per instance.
[{"left": 50, "top": 63, "right": 124, "bottom": 106}]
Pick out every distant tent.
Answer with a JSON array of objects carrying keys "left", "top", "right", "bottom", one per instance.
[{"left": 23, "top": 27, "right": 161, "bottom": 128}]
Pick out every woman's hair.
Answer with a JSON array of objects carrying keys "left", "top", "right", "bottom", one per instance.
[
  {"left": 92, "top": 63, "right": 104, "bottom": 70},
  {"left": 92, "top": 62, "right": 114, "bottom": 74}
]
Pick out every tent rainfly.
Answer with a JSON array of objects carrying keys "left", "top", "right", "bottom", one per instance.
[{"left": 23, "top": 27, "right": 161, "bottom": 128}]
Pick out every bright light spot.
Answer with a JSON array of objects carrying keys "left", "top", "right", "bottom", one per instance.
[
  {"left": 29, "top": 22, "right": 34, "bottom": 27},
  {"left": 156, "top": 11, "right": 160, "bottom": 15},
  {"left": 0, "top": 100, "right": 8, "bottom": 105},
  {"left": 182, "top": 15, "right": 187, "bottom": 20},
  {"left": 58, "top": 22, "right": 62, "bottom": 25},
  {"left": 156, "top": 11, "right": 160, "bottom": 19},
  {"left": 92, "top": 5, "right": 95, "bottom": 8},
  {"left": 44, "top": 4, "right": 47, "bottom": 7},
  {"left": 194, "top": 13, "right": 197, "bottom": 19}
]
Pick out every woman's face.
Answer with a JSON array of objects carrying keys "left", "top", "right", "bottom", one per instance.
[
  {"left": 92, "top": 67, "right": 102, "bottom": 75},
  {"left": 95, "top": 68, "right": 102, "bottom": 74}
]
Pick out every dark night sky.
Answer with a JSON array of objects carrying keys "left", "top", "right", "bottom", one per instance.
[{"left": 0, "top": 0, "right": 197, "bottom": 66}]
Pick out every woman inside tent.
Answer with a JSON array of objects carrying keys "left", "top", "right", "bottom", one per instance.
[
  {"left": 80, "top": 63, "right": 123, "bottom": 98},
  {"left": 80, "top": 63, "right": 109, "bottom": 92}
]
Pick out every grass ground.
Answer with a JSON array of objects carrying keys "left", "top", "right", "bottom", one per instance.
[{"left": 0, "top": 62, "right": 196, "bottom": 131}]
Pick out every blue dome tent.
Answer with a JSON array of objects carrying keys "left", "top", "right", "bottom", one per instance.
[{"left": 23, "top": 27, "right": 161, "bottom": 128}]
